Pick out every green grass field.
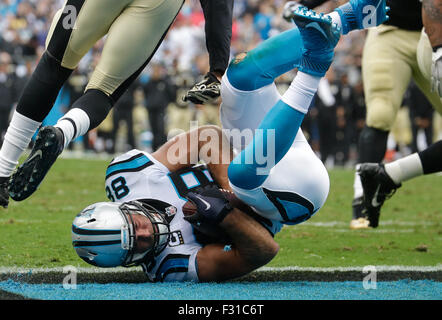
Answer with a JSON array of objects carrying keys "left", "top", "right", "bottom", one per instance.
[{"left": 0, "top": 156, "right": 440, "bottom": 269}]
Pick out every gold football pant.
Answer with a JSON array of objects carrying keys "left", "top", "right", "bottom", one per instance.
[
  {"left": 362, "top": 25, "right": 442, "bottom": 132},
  {"left": 46, "top": 0, "right": 183, "bottom": 101}
]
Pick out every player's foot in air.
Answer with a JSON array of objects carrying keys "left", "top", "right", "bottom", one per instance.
[
  {"left": 9, "top": 126, "right": 65, "bottom": 201},
  {"left": 0, "top": 176, "right": 9, "bottom": 208},
  {"left": 291, "top": 6, "right": 341, "bottom": 77},
  {"left": 183, "top": 71, "right": 221, "bottom": 105},
  {"left": 358, "top": 163, "right": 401, "bottom": 228}
]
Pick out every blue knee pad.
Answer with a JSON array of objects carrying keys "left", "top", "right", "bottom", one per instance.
[
  {"left": 226, "top": 28, "right": 303, "bottom": 91},
  {"left": 228, "top": 100, "right": 305, "bottom": 190}
]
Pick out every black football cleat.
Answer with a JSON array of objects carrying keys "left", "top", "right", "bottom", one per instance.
[
  {"left": 183, "top": 72, "right": 221, "bottom": 105},
  {"left": 358, "top": 163, "right": 401, "bottom": 228},
  {"left": 349, "top": 196, "right": 369, "bottom": 229},
  {"left": 9, "top": 126, "right": 64, "bottom": 201},
  {"left": 0, "top": 176, "right": 9, "bottom": 208}
]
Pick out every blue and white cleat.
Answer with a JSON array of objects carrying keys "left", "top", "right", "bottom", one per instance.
[
  {"left": 335, "top": 0, "right": 389, "bottom": 35},
  {"left": 291, "top": 6, "right": 341, "bottom": 77}
]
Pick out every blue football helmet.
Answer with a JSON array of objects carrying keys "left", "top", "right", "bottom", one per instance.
[{"left": 72, "top": 201, "right": 172, "bottom": 267}]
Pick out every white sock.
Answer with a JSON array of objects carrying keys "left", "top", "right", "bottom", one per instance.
[
  {"left": 327, "top": 12, "right": 343, "bottom": 34},
  {"left": 281, "top": 72, "right": 321, "bottom": 114},
  {"left": 384, "top": 153, "right": 424, "bottom": 185},
  {"left": 0, "top": 112, "right": 41, "bottom": 177},
  {"left": 55, "top": 108, "right": 91, "bottom": 148},
  {"left": 353, "top": 164, "right": 363, "bottom": 199}
]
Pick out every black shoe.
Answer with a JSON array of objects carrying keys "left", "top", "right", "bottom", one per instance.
[
  {"left": 183, "top": 72, "right": 221, "bottom": 105},
  {"left": 358, "top": 163, "right": 401, "bottom": 228},
  {"left": 349, "top": 196, "right": 369, "bottom": 229},
  {"left": 0, "top": 176, "right": 9, "bottom": 208},
  {"left": 9, "top": 126, "right": 64, "bottom": 201}
]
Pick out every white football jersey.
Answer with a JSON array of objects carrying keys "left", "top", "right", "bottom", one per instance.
[
  {"left": 105, "top": 149, "right": 211, "bottom": 282},
  {"left": 104, "top": 149, "right": 281, "bottom": 282}
]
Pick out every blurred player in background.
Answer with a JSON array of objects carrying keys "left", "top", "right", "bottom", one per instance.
[
  {"left": 351, "top": 0, "right": 442, "bottom": 229},
  {"left": 71, "top": 2, "right": 389, "bottom": 282},
  {"left": 358, "top": 0, "right": 442, "bottom": 227},
  {"left": 183, "top": 0, "right": 234, "bottom": 105},
  {"left": 285, "top": 0, "right": 442, "bottom": 229}
]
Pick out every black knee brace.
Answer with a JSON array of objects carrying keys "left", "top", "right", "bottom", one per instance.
[
  {"left": 16, "top": 51, "right": 73, "bottom": 122},
  {"left": 357, "top": 126, "right": 389, "bottom": 163}
]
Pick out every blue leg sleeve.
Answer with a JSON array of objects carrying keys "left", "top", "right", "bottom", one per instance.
[
  {"left": 226, "top": 28, "right": 303, "bottom": 91},
  {"left": 228, "top": 100, "right": 306, "bottom": 190}
]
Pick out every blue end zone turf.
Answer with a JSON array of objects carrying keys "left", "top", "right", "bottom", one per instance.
[{"left": 0, "top": 280, "right": 441, "bottom": 300}]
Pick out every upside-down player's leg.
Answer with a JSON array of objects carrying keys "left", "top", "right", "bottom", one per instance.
[
  {"left": 221, "top": 0, "right": 389, "bottom": 140},
  {"left": 226, "top": 28, "right": 304, "bottom": 92},
  {"left": 222, "top": 2, "right": 390, "bottom": 224},
  {"left": 225, "top": 8, "right": 340, "bottom": 224},
  {"left": 225, "top": 0, "right": 390, "bottom": 93},
  {"left": 219, "top": 27, "right": 304, "bottom": 143},
  {"left": 227, "top": 8, "right": 340, "bottom": 189}
]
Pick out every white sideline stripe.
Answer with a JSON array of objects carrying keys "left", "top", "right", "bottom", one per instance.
[
  {"left": 0, "top": 265, "right": 441, "bottom": 275},
  {"left": 303, "top": 220, "right": 434, "bottom": 227},
  {"left": 258, "top": 265, "right": 442, "bottom": 272},
  {"left": 331, "top": 228, "right": 415, "bottom": 233}
]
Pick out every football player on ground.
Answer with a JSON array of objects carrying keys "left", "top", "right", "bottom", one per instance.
[
  {"left": 358, "top": 0, "right": 442, "bottom": 227},
  {"left": 72, "top": 2, "right": 389, "bottom": 282}
]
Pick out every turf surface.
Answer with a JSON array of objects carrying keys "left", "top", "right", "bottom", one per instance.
[{"left": 0, "top": 156, "right": 440, "bottom": 269}]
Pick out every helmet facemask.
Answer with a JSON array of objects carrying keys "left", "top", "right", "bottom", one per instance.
[
  {"left": 119, "top": 201, "right": 172, "bottom": 267},
  {"left": 72, "top": 201, "right": 172, "bottom": 268}
]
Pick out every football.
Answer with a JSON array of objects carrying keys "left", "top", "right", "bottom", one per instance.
[
  {"left": 182, "top": 199, "right": 198, "bottom": 216},
  {"left": 182, "top": 191, "right": 232, "bottom": 242}
]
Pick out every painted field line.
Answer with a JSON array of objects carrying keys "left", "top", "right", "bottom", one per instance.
[
  {"left": 258, "top": 265, "right": 442, "bottom": 272},
  {"left": 331, "top": 228, "right": 415, "bottom": 233},
  {"left": 303, "top": 220, "right": 434, "bottom": 227},
  {"left": 0, "top": 265, "right": 441, "bottom": 275}
]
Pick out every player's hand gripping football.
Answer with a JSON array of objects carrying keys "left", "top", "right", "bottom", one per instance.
[
  {"left": 184, "top": 185, "right": 233, "bottom": 226},
  {"left": 432, "top": 48, "right": 442, "bottom": 98}
]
